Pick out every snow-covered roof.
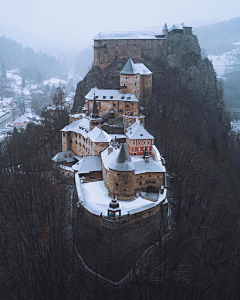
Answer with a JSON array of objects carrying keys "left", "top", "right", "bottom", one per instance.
[
  {"left": 87, "top": 126, "right": 112, "bottom": 143},
  {"left": 109, "top": 143, "right": 135, "bottom": 172},
  {"left": 120, "top": 58, "right": 152, "bottom": 75},
  {"left": 101, "top": 145, "right": 120, "bottom": 171},
  {"left": 181, "top": 22, "right": 192, "bottom": 28},
  {"left": 72, "top": 155, "right": 102, "bottom": 173},
  {"left": 168, "top": 24, "right": 184, "bottom": 33},
  {"left": 12, "top": 115, "right": 29, "bottom": 124},
  {"left": 75, "top": 177, "right": 167, "bottom": 216},
  {"left": 52, "top": 149, "right": 81, "bottom": 163},
  {"left": 131, "top": 156, "right": 165, "bottom": 174},
  {"left": 61, "top": 117, "right": 90, "bottom": 138},
  {"left": 85, "top": 87, "right": 138, "bottom": 102},
  {"left": 94, "top": 31, "right": 166, "bottom": 40},
  {"left": 125, "top": 121, "right": 154, "bottom": 140}
]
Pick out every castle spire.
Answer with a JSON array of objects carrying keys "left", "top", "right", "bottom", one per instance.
[{"left": 90, "top": 89, "right": 100, "bottom": 118}]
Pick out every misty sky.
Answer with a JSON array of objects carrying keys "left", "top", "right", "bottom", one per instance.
[{"left": 1, "top": 0, "right": 240, "bottom": 51}]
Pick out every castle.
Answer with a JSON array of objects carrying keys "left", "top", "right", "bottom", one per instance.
[
  {"left": 93, "top": 22, "right": 192, "bottom": 68},
  {"left": 51, "top": 24, "right": 194, "bottom": 281}
]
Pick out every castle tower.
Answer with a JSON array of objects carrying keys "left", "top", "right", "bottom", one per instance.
[
  {"left": 162, "top": 23, "right": 168, "bottom": 36},
  {"left": 108, "top": 143, "right": 135, "bottom": 200},
  {"left": 120, "top": 58, "right": 152, "bottom": 106},
  {"left": 89, "top": 92, "right": 102, "bottom": 130},
  {"left": 120, "top": 58, "right": 141, "bottom": 98}
]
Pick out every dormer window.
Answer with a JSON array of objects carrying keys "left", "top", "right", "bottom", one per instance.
[
  {"left": 110, "top": 96, "right": 113, "bottom": 99},
  {"left": 103, "top": 96, "right": 106, "bottom": 99},
  {"left": 140, "top": 134, "right": 143, "bottom": 136},
  {"left": 127, "top": 97, "right": 131, "bottom": 100},
  {"left": 95, "top": 96, "right": 98, "bottom": 99},
  {"left": 121, "top": 96, "right": 124, "bottom": 99}
]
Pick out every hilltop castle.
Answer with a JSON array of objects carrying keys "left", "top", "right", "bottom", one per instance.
[
  {"left": 93, "top": 22, "right": 192, "bottom": 68},
  {"left": 51, "top": 24, "right": 196, "bottom": 281}
]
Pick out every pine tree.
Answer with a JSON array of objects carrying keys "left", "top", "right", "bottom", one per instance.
[
  {"left": 53, "top": 83, "right": 65, "bottom": 109},
  {"left": 1, "top": 64, "right": 7, "bottom": 79},
  {"left": 21, "top": 76, "right": 26, "bottom": 88}
]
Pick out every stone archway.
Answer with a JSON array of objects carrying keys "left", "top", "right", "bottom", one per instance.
[{"left": 146, "top": 186, "right": 157, "bottom": 193}]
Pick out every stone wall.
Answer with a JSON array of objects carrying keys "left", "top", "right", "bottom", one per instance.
[
  {"left": 134, "top": 172, "right": 164, "bottom": 192},
  {"left": 120, "top": 74, "right": 140, "bottom": 99},
  {"left": 93, "top": 39, "right": 166, "bottom": 68},
  {"left": 140, "top": 74, "right": 152, "bottom": 106},
  {"left": 108, "top": 169, "right": 135, "bottom": 200},
  {"left": 74, "top": 197, "right": 168, "bottom": 282},
  {"left": 86, "top": 99, "right": 139, "bottom": 121}
]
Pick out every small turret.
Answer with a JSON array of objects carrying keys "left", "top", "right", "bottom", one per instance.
[
  {"left": 90, "top": 92, "right": 100, "bottom": 118},
  {"left": 162, "top": 23, "right": 168, "bottom": 36}
]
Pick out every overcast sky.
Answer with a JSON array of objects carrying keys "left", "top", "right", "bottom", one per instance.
[{"left": 0, "top": 0, "right": 240, "bottom": 52}]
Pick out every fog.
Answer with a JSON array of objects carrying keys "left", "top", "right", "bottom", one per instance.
[{"left": 1, "top": 0, "right": 240, "bottom": 53}]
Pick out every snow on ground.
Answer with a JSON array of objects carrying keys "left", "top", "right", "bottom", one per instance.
[
  {"left": 231, "top": 120, "right": 240, "bottom": 134},
  {"left": 76, "top": 177, "right": 167, "bottom": 216},
  {"left": 208, "top": 42, "right": 240, "bottom": 77},
  {"left": 42, "top": 78, "right": 67, "bottom": 87}
]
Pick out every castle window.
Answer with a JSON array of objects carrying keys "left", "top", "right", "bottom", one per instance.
[
  {"left": 75, "top": 133, "right": 77, "bottom": 138},
  {"left": 144, "top": 141, "right": 145, "bottom": 144},
  {"left": 125, "top": 182, "right": 127, "bottom": 184},
  {"left": 149, "top": 174, "right": 151, "bottom": 177},
  {"left": 75, "top": 141, "right": 77, "bottom": 144},
  {"left": 135, "top": 83, "right": 136, "bottom": 86},
  {"left": 134, "top": 153, "right": 136, "bottom": 156},
  {"left": 148, "top": 141, "right": 150, "bottom": 144},
  {"left": 106, "top": 170, "right": 107, "bottom": 174},
  {"left": 140, "top": 175, "right": 142, "bottom": 178},
  {"left": 116, "top": 183, "right": 118, "bottom": 187},
  {"left": 119, "top": 109, "right": 123, "bottom": 113},
  {"left": 130, "top": 112, "right": 133, "bottom": 116},
  {"left": 79, "top": 142, "right": 81, "bottom": 146},
  {"left": 63, "top": 133, "right": 65, "bottom": 137},
  {"left": 136, "top": 76, "right": 137, "bottom": 79},
  {"left": 133, "top": 141, "right": 135, "bottom": 145},
  {"left": 126, "top": 77, "right": 128, "bottom": 79},
  {"left": 138, "top": 141, "right": 141, "bottom": 144},
  {"left": 113, "top": 103, "right": 116, "bottom": 107}
]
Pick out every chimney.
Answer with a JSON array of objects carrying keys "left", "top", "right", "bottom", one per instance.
[
  {"left": 145, "top": 155, "right": 149, "bottom": 163},
  {"left": 108, "top": 147, "right": 113, "bottom": 155}
]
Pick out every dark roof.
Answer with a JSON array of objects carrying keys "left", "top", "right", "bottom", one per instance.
[
  {"left": 90, "top": 93, "right": 100, "bottom": 118},
  {"left": 109, "top": 143, "right": 135, "bottom": 172}
]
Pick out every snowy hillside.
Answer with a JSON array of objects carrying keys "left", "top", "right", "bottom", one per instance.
[{"left": 208, "top": 42, "right": 240, "bottom": 77}]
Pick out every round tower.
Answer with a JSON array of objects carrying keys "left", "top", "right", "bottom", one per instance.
[{"left": 108, "top": 143, "right": 135, "bottom": 200}]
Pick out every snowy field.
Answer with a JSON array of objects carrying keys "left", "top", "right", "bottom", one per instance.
[{"left": 208, "top": 42, "right": 240, "bottom": 77}]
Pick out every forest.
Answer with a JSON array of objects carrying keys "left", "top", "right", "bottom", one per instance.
[{"left": 0, "top": 36, "right": 62, "bottom": 80}]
